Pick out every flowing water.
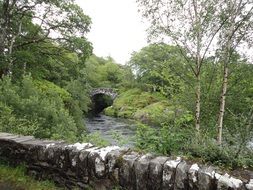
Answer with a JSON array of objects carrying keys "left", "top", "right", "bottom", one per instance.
[{"left": 85, "top": 114, "right": 136, "bottom": 147}]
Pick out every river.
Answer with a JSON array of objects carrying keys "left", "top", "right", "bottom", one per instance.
[{"left": 85, "top": 114, "right": 136, "bottom": 147}]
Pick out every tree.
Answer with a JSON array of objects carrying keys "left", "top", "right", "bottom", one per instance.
[
  {"left": 84, "top": 55, "right": 126, "bottom": 88},
  {"left": 0, "top": 0, "right": 92, "bottom": 77},
  {"left": 129, "top": 43, "right": 184, "bottom": 97},
  {"left": 216, "top": 0, "right": 253, "bottom": 144},
  {"left": 137, "top": 0, "right": 225, "bottom": 131}
]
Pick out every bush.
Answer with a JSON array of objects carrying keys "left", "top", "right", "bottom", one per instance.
[
  {"left": 187, "top": 135, "right": 253, "bottom": 169},
  {"left": 0, "top": 76, "right": 85, "bottom": 142},
  {"left": 0, "top": 102, "right": 39, "bottom": 136},
  {"left": 135, "top": 123, "right": 193, "bottom": 155},
  {"left": 135, "top": 122, "right": 253, "bottom": 169}
]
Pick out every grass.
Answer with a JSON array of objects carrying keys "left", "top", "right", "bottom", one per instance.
[{"left": 0, "top": 163, "right": 61, "bottom": 190}]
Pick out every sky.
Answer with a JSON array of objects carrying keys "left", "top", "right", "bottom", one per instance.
[{"left": 75, "top": 0, "right": 148, "bottom": 64}]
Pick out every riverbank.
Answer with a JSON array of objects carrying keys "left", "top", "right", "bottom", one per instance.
[
  {"left": 104, "top": 88, "right": 193, "bottom": 126},
  {"left": 102, "top": 89, "right": 253, "bottom": 169}
]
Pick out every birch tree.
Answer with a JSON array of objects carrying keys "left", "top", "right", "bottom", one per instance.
[
  {"left": 137, "top": 0, "right": 225, "bottom": 131},
  {"left": 216, "top": 0, "right": 253, "bottom": 144}
]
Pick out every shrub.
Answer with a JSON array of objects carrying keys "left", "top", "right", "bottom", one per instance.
[
  {"left": 135, "top": 121, "right": 253, "bottom": 169},
  {"left": 0, "top": 76, "right": 84, "bottom": 142},
  {"left": 135, "top": 123, "right": 193, "bottom": 155}
]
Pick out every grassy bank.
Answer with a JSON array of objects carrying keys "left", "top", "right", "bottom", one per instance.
[
  {"left": 0, "top": 164, "right": 61, "bottom": 190},
  {"left": 104, "top": 88, "right": 192, "bottom": 126}
]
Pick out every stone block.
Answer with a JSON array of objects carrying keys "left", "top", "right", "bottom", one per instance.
[
  {"left": 162, "top": 157, "right": 181, "bottom": 190},
  {"left": 88, "top": 146, "right": 119, "bottom": 179},
  {"left": 134, "top": 153, "right": 154, "bottom": 190},
  {"left": 79, "top": 146, "right": 99, "bottom": 183},
  {"left": 148, "top": 156, "right": 168, "bottom": 190},
  {"left": 174, "top": 161, "right": 190, "bottom": 190},
  {"left": 246, "top": 179, "right": 253, "bottom": 190},
  {"left": 119, "top": 151, "right": 140, "bottom": 190},
  {"left": 216, "top": 173, "right": 244, "bottom": 190},
  {"left": 0, "top": 133, "right": 251, "bottom": 190},
  {"left": 198, "top": 166, "right": 217, "bottom": 190},
  {"left": 188, "top": 163, "right": 200, "bottom": 190},
  {"left": 106, "top": 147, "right": 128, "bottom": 184}
]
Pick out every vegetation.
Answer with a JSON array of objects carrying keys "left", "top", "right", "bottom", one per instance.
[
  {"left": 137, "top": 0, "right": 253, "bottom": 143},
  {"left": 0, "top": 0, "right": 252, "bottom": 173},
  {"left": 105, "top": 88, "right": 192, "bottom": 126},
  {"left": 105, "top": 42, "right": 253, "bottom": 169},
  {"left": 0, "top": 164, "right": 61, "bottom": 190}
]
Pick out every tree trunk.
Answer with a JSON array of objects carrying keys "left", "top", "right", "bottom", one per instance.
[
  {"left": 193, "top": 0, "right": 202, "bottom": 132},
  {"left": 0, "top": 0, "right": 8, "bottom": 54},
  {"left": 217, "top": 66, "right": 228, "bottom": 144},
  {"left": 0, "top": 0, "right": 10, "bottom": 77},
  {"left": 216, "top": 0, "right": 236, "bottom": 145},
  {"left": 195, "top": 74, "right": 201, "bottom": 132}
]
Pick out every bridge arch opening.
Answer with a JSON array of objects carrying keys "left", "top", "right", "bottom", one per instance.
[
  {"left": 89, "top": 88, "right": 118, "bottom": 115},
  {"left": 90, "top": 93, "right": 114, "bottom": 115}
]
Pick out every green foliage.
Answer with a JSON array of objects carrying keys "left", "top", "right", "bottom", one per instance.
[
  {"left": 104, "top": 106, "right": 117, "bottom": 117},
  {"left": 33, "top": 80, "right": 71, "bottom": 101},
  {"left": 104, "top": 88, "right": 191, "bottom": 126},
  {"left": 110, "top": 130, "right": 131, "bottom": 146},
  {"left": 0, "top": 102, "right": 39, "bottom": 136},
  {"left": 85, "top": 55, "right": 135, "bottom": 89},
  {"left": 64, "top": 79, "right": 91, "bottom": 132},
  {"left": 135, "top": 123, "right": 193, "bottom": 155},
  {"left": 129, "top": 43, "right": 185, "bottom": 97},
  {"left": 136, "top": 122, "right": 253, "bottom": 168},
  {"left": 0, "top": 76, "right": 84, "bottom": 142},
  {"left": 188, "top": 134, "right": 253, "bottom": 169},
  {"left": 107, "top": 88, "right": 164, "bottom": 113},
  {"left": 83, "top": 132, "right": 110, "bottom": 147},
  {"left": 0, "top": 163, "right": 61, "bottom": 190},
  {"left": 0, "top": 0, "right": 92, "bottom": 77},
  {"left": 134, "top": 101, "right": 191, "bottom": 126}
]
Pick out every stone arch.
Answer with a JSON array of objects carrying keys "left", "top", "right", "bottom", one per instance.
[{"left": 90, "top": 88, "right": 118, "bottom": 100}]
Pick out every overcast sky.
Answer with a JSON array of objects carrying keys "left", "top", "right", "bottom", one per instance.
[{"left": 75, "top": 0, "right": 148, "bottom": 64}]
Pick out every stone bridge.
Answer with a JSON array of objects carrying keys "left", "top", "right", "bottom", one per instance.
[
  {"left": 0, "top": 133, "right": 252, "bottom": 190},
  {"left": 90, "top": 88, "right": 118, "bottom": 100}
]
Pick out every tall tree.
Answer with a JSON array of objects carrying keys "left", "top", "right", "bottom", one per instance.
[
  {"left": 129, "top": 43, "right": 184, "bottom": 97},
  {"left": 137, "top": 0, "right": 225, "bottom": 131},
  {"left": 0, "top": 0, "right": 92, "bottom": 77},
  {"left": 216, "top": 0, "right": 253, "bottom": 144}
]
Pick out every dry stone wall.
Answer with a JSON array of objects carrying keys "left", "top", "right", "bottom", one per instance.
[{"left": 0, "top": 132, "right": 252, "bottom": 190}]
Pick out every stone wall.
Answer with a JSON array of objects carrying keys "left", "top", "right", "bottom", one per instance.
[{"left": 0, "top": 132, "right": 252, "bottom": 190}]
